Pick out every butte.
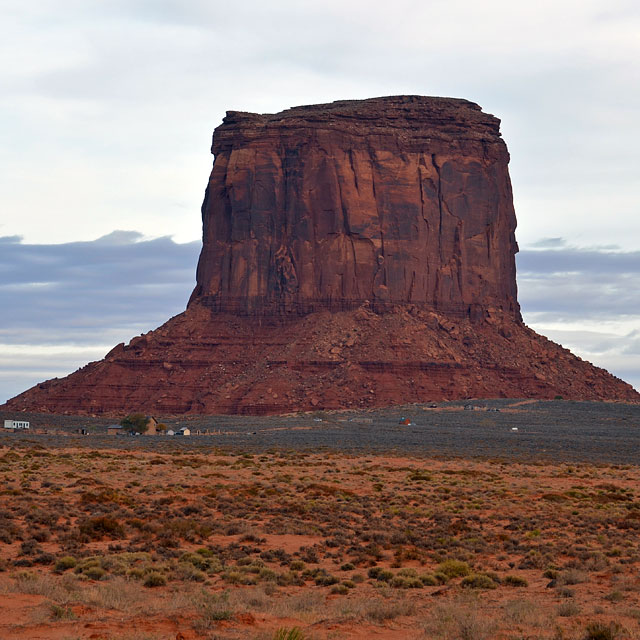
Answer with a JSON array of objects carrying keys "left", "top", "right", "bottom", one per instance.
[{"left": 4, "top": 96, "right": 638, "bottom": 415}]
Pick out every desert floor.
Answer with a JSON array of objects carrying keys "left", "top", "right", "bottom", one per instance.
[{"left": 2, "top": 423, "right": 640, "bottom": 640}]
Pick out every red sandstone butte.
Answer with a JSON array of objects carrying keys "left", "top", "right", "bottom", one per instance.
[{"left": 3, "top": 96, "right": 638, "bottom": 415}]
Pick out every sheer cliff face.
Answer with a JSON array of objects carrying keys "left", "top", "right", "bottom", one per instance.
[{"left": 190, "top": 96, "right": 520, "bottom": 320}]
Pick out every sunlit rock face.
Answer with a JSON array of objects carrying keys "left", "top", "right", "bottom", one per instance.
[{"left": 4, "top": 97, "right": 638, "bottom": 416}]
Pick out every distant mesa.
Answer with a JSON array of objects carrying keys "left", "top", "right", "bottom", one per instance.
[{"left": 4, "top": 96, "right": 638, "bottom": 415}]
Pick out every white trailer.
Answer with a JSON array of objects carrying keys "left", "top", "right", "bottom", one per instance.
[{"left": 4, "top": 420, "right": 30, "bottom": 430}]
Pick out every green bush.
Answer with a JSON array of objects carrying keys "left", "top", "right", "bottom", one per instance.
[
  {"left": 79, "top": 516, "right": 124, "bottom": 540},
  {"left": 143, "top": 572, "right": 167, "bottom": 587},
  {"left": 437, "top": 559, "right": 471, "bottom": 578},
  {"left": 84, "top": 566, "right": 107, "bottom": 581},
  {"left": 504, "top": 574, "right": 529, "bottom": 587},
  {"left": 174, "top": 562, "right": 206, "bottom": 582},
  {"left": 460, "top": 573, "right": 497, "bottom": 589},
  {"left": 314, "top": 571, "right": 338, "bottom": 586},
  {"left": 390, "top": 575, "right": 423, "bottom": 589},
  {"left": 368, "top": 567, "right": 382, "bottom": 579},
  {"left": 54, "top": 556, "right": 77, "bottom": 572},
  {"left": 274, "top": 629, "right": 306, "bottom": 640},
  {"left": 120, "top": 412, "right": 149, "bottom": 432},
  {"left": 50, "top": 604, "right": 75, "bottom": 620}
]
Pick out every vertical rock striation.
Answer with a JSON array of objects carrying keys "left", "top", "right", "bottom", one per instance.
[{"left": 190, "top": 96, "right": 520, "bottom": 320}]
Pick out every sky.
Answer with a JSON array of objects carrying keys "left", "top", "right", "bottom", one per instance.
[{"left": 1, "top": 0, "right": 639, "bottom": 402}]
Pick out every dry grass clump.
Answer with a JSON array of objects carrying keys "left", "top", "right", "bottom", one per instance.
[{"left": 423, "top": 596, "right": 497, "bottom": 640}]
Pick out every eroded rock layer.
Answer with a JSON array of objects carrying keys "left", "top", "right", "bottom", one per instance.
[
  {"left": 4, "top": 304, "right": 638, "bottom": 415},
  {"left": 3, "top": 96, "right": 638, "bottom": 415}
]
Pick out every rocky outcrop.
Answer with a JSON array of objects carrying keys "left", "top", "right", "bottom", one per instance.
[
  {"left": 190, "top": 96, "right": 520, "bottom": 320},
  {"left": 3, "top": 96, "right": 638, "bottom": 415}
]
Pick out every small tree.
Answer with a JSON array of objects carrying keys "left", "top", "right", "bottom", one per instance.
[{"left": 120, "top": 413, "right": 149, "bottom": 433}]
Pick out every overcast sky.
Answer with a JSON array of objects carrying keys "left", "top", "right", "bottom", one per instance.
[{"left": 1, "top": 0, "right": 639, "bottom": 402}]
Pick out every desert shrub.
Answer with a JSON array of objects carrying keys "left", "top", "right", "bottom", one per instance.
[
  {"left": 49, "top": 603, "right": 76, "bottom": 620},
  {"left": 54, "top": 556, "right": 77, "bottom": 572},
  {"left": 437, "top": 559, "right": 471, "bottom": 578},
  {"left": 425, "top": 597, "right": 496, "bottom": 640},
  {"left": 407, "top": 470, "right": 432, "bottom": 482},
  {"left": 314, "top": 571, "right": 339, "bottom": 586},
  {"left": 583, "top": 622, "right": 622, "bottom": 640},
  {"left": 274, "top": 628, "right": 306, "bottom": 640},
  {"left": 557, "top": 602, "right": 581, "bottom": 617},
  {"left": 419, "top": 573, "right": 439, "bottom": 586},
  {"left": 503, "top": 599, "right": 543, "bottom": 626},
  {"left": 276, "top": 571, "right": 304, "bottom": 587},
  {"left": 461, "top": 574, "right": 497, "bottom": 589},
  {"left": 518, "top": 549, "right": 551, "bottom": 569},
  {"left": 143, "top": 572, "right": 166, "bottom": 587},
  {"left": 504, "top": 574, "right": 529, "bottom": 587},
  {"left": 34, "top": 552, "right": 55, "bottom": 565},
  {"left": 222, "top": 570, "right": 256, "bottom": 585},
  {"left": 368, "top": 567, "right": 394, "bottom": 582},
  {"left": 13, "top": 572, "right": 60, "bottom": 598},
  {"left": 179, "top": 551, "right": 220, "bottom": 572},
  {"left": 79, "top": 516, "right": 125, "bottom": 540},
  {"left": 19, "top": 539, "right": 41, "bottom": 556},
  {"left": 368, "top": 567, "right": 382, "bottom": 579},
  {"left": 88, "top": 577, "right": 147, "bottom": 611},
  {"left": 256, "top": 567, "right": 276, "bottom": 582},
  {"left": 194, "top": 590, "right": 233, "bottom": 629},
  {"left": 128, "top": 568, "right": 145, "bottom": 580},
  {"left": 331, "top": 584, "right": 349, "bottom": 595},
  {"left": 174, "top": 562, "right": 206, "bottom": 582},
  {"left": 84, "top": 566, "right": 107, "bottom": 581},
  {"left": 389, "top": 574, "right": 424, "bottom": 589},
  {"left": 558, "top": 569, "right": 587, "bottom": 585},
  {"left": 365, "top": 599, "right": 415, "bottom": 623}
]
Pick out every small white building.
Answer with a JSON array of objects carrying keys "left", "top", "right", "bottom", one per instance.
[
  {"left": 176, "top": 427, "right": 191, "bottom": 436},
  {"left": 4, "top": 420, "right": 29, "bottom": 430}
]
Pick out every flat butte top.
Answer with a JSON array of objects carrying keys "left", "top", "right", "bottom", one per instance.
[{"left": 212, "top": 95, "right": 504, "bottom": 153}]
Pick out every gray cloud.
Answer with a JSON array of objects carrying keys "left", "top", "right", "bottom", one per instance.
[
  {"left": 516, "top": 241, "right": 640, "bottom": 391},
  {"left": 0, "top": 233, "right": 199, "bottom": 347},
  {"left": 516, "top": 243, "right": 640, "bottom": 318}
]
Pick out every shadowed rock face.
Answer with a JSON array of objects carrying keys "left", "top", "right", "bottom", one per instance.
[
  {"left": 3, "top": 96, "right": 638, "bottom": 416},
  {"left": 190, "top": 96, "right": 520, "bottom": 320}
]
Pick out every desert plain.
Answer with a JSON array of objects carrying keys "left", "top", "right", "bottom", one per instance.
[{"left": 1, "top": 400, "right": 640, "bottom": 640}]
